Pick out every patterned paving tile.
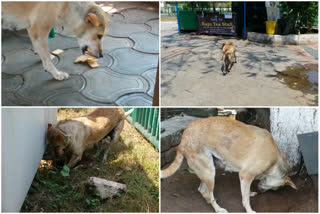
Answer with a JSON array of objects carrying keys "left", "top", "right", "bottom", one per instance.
[
  {"left": 109, "top": 13, "right": 125, "bottom": 22},
  {"left": 2, "top": 30, "right": 32, "bottom": 53},
  {"left": 145, "top": 19, "right": 159, "bottom": 35},
  {"left": 3, "top": 49, "right": 58, "bottom": 75},
  {"left": 2, "top": 73, "right": 23, "bottom": 93},
  {"left": 109, "top": 48, "right": 158, "bottom": 75},
  {"left": 82, "top": 68, "right": 148, "bottom": 103},
  {"left": 107, "top": 22, "right": 150, "bottom": 37},
  {"left": 115, "top": 93, "right": 152, "bottom": 106},
  {"left": 102, "top": 36, "right": 133, "bottom": 53},
  {"left": 45, "top": 92, "right": 113, "bottom": 106},
  {"left": 120, "top": 8, "right": 158, "bottom": 24},
  {"left": 130, "top": 32, "right": 159, "bottom": 53},
  {"left": 142, "top": 68, "right": 157, "bottom": 96},
  {"left": 2, "top": 92, "right": 33, "bottom": 106},
  {"left": 15, "top": 69, "right": 85, "bottom": 104}
]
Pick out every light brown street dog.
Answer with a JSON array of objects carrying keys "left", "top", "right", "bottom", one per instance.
[
  {"left": 161, "top": 117, "right": 297, "bottom": 213},
  {"left": 2, "top": 2, "right": 111, "bottom": 80},
  {"left": 221, "top": 41, "right": 237, "bottom": 75},
  {"left": 47, "top": 108, "right": 133, "bottom": 168}
]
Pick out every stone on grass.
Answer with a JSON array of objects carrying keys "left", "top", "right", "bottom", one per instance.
[{"left": 88, "top": 177, "right": 127, "bottom": 199}]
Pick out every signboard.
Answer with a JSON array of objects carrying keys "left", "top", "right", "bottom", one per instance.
[{"left": 197, "top": 12, "right": 236, "bottom": 35}]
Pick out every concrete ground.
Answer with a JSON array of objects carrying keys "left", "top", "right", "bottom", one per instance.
[
  {"left": 2, "top": 2, "right": 159, "bottom": 106},
  {"left": 161, "top": 22, "right": 318, "bottom": 106},
  {"left": 161, "top": 169, "right": 318, "bottom": 212}
]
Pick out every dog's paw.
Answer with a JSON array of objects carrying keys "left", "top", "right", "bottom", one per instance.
[
  {"left": 250, "top": 192, "right": 258, "bottom": 197},
  {"left": 216, "top": 207, "right": 228, "bottom": 213},
  {"left": 53, "top": 71, "right": 70, "bottom": 80}
]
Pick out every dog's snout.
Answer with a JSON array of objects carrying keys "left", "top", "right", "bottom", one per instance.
[{"left": 81, "top": 45, "right": 88, "bottom": 54}]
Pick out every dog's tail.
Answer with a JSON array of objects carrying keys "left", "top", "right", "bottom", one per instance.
[
  {"left": 124, "top": 109, "right": 134, "bottom": 118},
  {"left": 161, "top": 150, "right": 184, "bottom": 178}
]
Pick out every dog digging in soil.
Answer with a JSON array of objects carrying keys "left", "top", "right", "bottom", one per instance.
[
  {"left": 2, "top": 2, "right": 111, "bottom": 80},
  {"left": 161, "top": 117, "right": 297, "bottom": 213},
  {"left": 47, "top": 108, "right": 134, "bottom": 168},
  {"left": 221, "top": 41, "right": 237, "bottom": 75}
]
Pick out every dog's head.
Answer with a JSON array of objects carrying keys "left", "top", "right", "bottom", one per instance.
[
  {"left": 74, "top": 5, "right": 112, "bottom": 58},
  {"left": 221, "top": 41, "right": 234, "bottom": 50},
  {"left": 258, "top": 153, "right": 297, "bottom": 192},
  {"left": 47, "top": 124, "right": 70, "bottom": 159}
]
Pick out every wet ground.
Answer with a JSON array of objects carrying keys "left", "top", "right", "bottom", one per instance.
[
  {"left": 2, "top": 2, "right": 159, "bottom": 106},
  {"left": 161, "top": 169, "right": 318, "bottom": 212},
  {"left": 161, "top": 22, "right": 318, "bottom": 106}
]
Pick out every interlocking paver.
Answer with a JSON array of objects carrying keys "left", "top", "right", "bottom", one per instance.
[
  {"left": 145, "top": 19, "right": 159, "bottom": 35},
  {"left": 3, "top": 49, "right": 59, "bottom": 75},
  {"left": 107, "top": 22, "right": 150, "bottom": 37},
  {"left": 2, "top": 2, "right": 159, "bottom": 106},
  {"left": 102, "top": 37, "right": 133, "bottom": 53},
  {"left": 45, "top": 92, "right": 112, "bottom": 106},
  {"left": 110, "top": 48, "right": 158, "bottom": 74},
  {"left": 120, "top": 8, "right": 158, "bottom": 24},
  {"left": 17, "top": 70, "right": 85, "bottom": 104},
  {"left": 130, "top": 32, "right": 159, "bottom": 53},
  {"left": 2, "top": 73, "right": 23, "bottom": 92},
  {"left": 143, "top": 68, "right": 157, "bottom": 96},
  {"left": 81, "top": 68, "right": 148, "bottom": 103},
  {"left": 115, "top": 93, "right": 153, "bottom": 106}
]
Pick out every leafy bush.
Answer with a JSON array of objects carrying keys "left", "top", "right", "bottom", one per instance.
[{"left": 277, "top": 2, "right": 318, "bottom": 33}]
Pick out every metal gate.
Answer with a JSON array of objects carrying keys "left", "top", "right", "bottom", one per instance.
[{"left": 124, "top": 108, "right": 159, "bottom": 149}]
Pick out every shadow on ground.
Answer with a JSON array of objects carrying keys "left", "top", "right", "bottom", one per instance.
[{"left": 161, "top": 30, "right": 318, "bottom": 106}]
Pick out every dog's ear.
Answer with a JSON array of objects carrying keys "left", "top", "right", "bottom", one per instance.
[
  {"left": 85, "top": 13, "right": 100, "bottom": 27},
  {"left": 48, "top": 123, "right": 52, "bottom": 129},
  {"left": 285, "top": 177, "right": 298, "bottom": 190},
  {"left": 58, "top": 132, "right": 65, "bottom": 141}
]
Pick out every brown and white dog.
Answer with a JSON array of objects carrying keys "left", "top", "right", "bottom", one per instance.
[
  {"left": 47, "top": 108, "right": 133, "bottom": 168},
  {"left": 2, "top": 2, "right": 111, "bottom": 80},
  {"left": 161, "top": 117, "right": 297, "bottom": 213},
  {"left": 221, "top": 41, "right": 237, "bottom": 75}
]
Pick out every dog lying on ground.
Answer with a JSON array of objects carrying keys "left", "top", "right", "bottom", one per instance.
[
  {"left": 221, "top": 41, "right": 237, "bottom": 75},
  {"left": 161, "top": 117, "right": 297, "bottom": 213},
  {"left": 47, "top": 108, "right": 133, "bottom": 168},
  {"left": 2, "top": 2, "right": 111, "bottom": 80}
]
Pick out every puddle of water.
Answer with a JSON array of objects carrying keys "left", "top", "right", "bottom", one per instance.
[{"left": 276, "top": 64, "right": 318, "bottom": 95}]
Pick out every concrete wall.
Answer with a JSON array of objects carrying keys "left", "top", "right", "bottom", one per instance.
[
  {"left": 271, "top": 108, "right": 318, "bottom": 169},
  {"left": 2, "top": 108, "right": 57, "bottom": 212},
  {"left": 161, "top": 115, "right": 201, "bottom": 168}
]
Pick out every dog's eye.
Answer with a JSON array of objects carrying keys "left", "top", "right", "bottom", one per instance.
[{"left": 98, "top": 35, "right": 103, "bottom": 39}]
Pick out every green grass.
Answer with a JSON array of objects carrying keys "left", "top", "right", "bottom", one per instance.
[{"left": 21, "top": 108, "right": 159, "bottom": 212}]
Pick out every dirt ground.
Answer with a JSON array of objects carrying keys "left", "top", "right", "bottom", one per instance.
[
  {"left": 21, "top": 108, "right": 159, "bottom": 212},
  {"left": 161, "top": 169, "right": 318, "bottom": 212}
]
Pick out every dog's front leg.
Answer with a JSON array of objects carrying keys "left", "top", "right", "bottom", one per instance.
[
  {"left": 27, "top": 26, "right": 69, "bottom": 80},
  {"left": 67, "top": 152, "right": 83, "bottom": 168},
  {"left": 239, "top": 172, "right": 256, "bottom": 213}
]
